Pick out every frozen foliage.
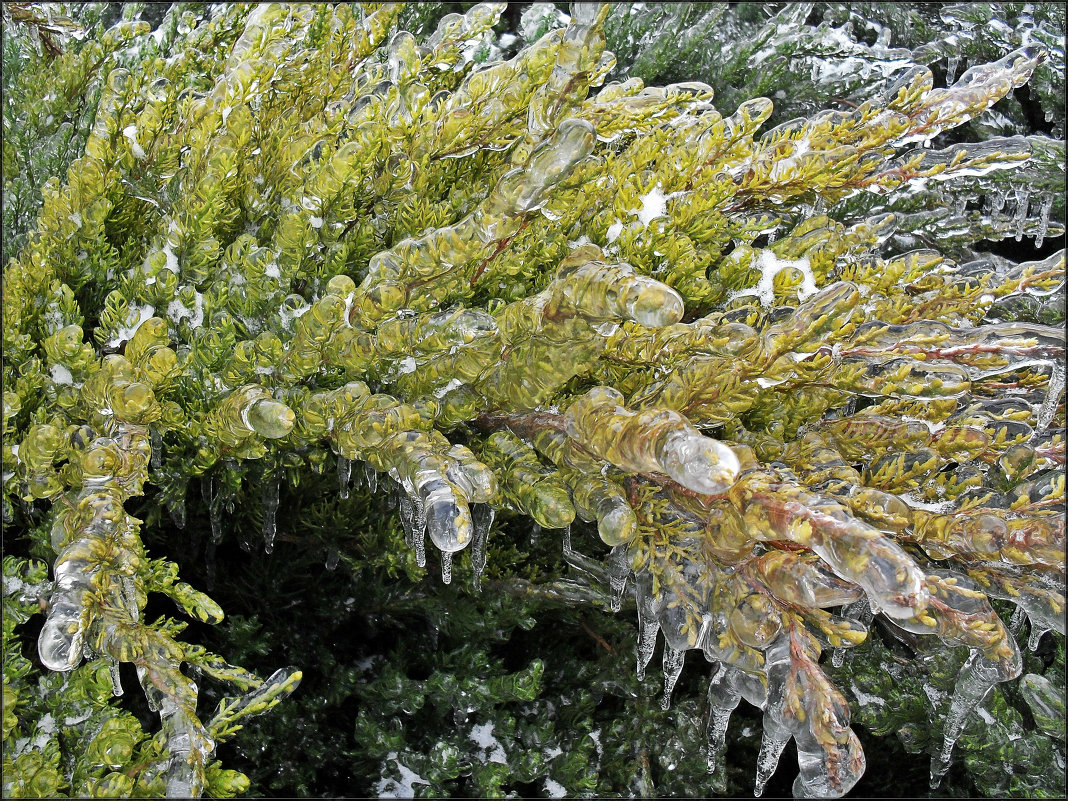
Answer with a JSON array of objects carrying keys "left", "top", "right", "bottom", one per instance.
[{"left": 2, "top": 1, "right": 1064, "bottom": 798}]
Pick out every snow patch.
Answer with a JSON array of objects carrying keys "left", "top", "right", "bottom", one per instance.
[
  {"left": 105, "top": 304, "right": 156, "bottom": 347},
  {"left": 375, "top": 752, "right": 429, "bottom": 798},
  {"left": 728, "top": 249, "right": 817, "bottom": 308},
  {"left": 469, "top": 722, "right": 508, "bottom": 765},
  {"left": 50, "top": 364, "right": 74, "bottom": 386},
  {"left": 122, "top": 124, "right": 147, "bottom": 160},
  {"left": 544, "top": 778, "right": 567, "bottom": 798}
]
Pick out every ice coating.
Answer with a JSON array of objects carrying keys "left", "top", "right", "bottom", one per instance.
[
  {"left": 418, "top": 475, "right": 473, "bottom": 554},
  {"left": 544, "top": 257, "right": 685, "bottom": 327},
  {"left": 564, "top": 386, "right": 740, "bottom": 495},
  {"left": 656, "top": 428, "right": 741, "bottom": 496}
]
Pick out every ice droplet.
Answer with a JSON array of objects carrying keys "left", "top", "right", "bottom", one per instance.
[
  {"left": 607, "top": 545, "right": 630, "bottom": 613},
  {"left": 441, "top": 550, "right": 453, "bottom": 584},
  {"left": 364, "top": 463, "right": 378, "bottom": 494},
  {"left": 530, "top": 521, "right": 542, "bottom": 547},
  {"left": 325, "top": 547, "right": 340, "bottom": 571},
  {"left": 338, "top": 455, "right": 351, "bottom": 500},
  {"left": 661, "top": 645, "right": 686, "bottom": 710}
]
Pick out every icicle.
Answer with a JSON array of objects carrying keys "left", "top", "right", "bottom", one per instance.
[
  {"left": 1013, "top": 188, "right": 1030, "bottom": 242},
  {"left": 754, "top": 727, "right": 790, "bottom": 797},
  {"left": 204, "top": 538, "right": 216, "bottom": 591},
  {"left": 109, "top": 660, "right": 124, "bottom": 697},
  {"left": 325, "top": 547, "right": 340, "bottom": 571},
  {"left": 993, "top": 187, "right": 1008, "bottom": 213},
  {"left": 399, "top": 490, "right": 416, "bottom": 548},
  {"left": 470, "top": 503, "right": 494, "bottom": 592},
  {"left": 441, "top": 550, "right": 453, "bottom": 584},
  {"left": 930, "top": 651, "right": 1006, "bottom": 788},
  {"left": 364, "top": 463, "right": 378, "bottom": 493},
  {"left": 832, "top": 597, "right": 872, "bottom": 668},
  {"left": 1028, "top": 625, "right": 1049, "bottom": 652},
  {"left": 262, "top": 476, "right": 279, "bottom": 554},
  {"left": 661, "top": 645, "right": 686, "bottom": 710},
  {"left": 412, "top": 492, "right": 426, "bottom": 535},
  {"left": 204, "top": 475, "right": 222, "bottom": 543},
  {"left": 1009, "top": 604, "right": 1027, "bottom": 636},
  {"left": 634, "top": 571, "right": 660, "bottom": 681},
  {"left": 562, "top": 524, "right": 573, "bottom": 556},
  {"left": 169, "top": 492, "right": 187, "bottom": 529},
  {"left": 1036, "top": 361, "right": 1064, "bottom": 432},
  {"left": 607, "top": 545, "right": 630, "bottom": 613},
  {"left": 1035, "top": 193, "right": 1053, "bottom": 249},
  {"left": 136, "top": 665, "right": 162, "bottom": 713},
  {"left": 120, "top": 575, "right": 140, "bottom": 621},
  {"left": 530, "top": 521, "right": 541, "bottom": 547},
  {"left": 945, "top": 54, "right": 959, "bottom": 84},
  {"left": 150, "top": 425, "right": 162, "bottom": 471},
  {"left": 414, "top": 531, "right": 426, "bottom": 568},
  {"left": 706, "top": 665, "right": 742, "bottom": 776},
  {"left": 338, "top": 455, "right": 351, "bottom": 500}
]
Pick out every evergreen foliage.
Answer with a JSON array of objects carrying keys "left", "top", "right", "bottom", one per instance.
[{"left": 2, "top": 2, "right": 1065, "bottom": 798}]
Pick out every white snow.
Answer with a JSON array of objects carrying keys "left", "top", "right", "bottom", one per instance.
[
  {"left": 469, "top": 722, "right": 508, "bottom": 765},
  {"left": 544, "top": 778, "right": 567, "bottom": 798},
  {"left": 375, "top": 753, "right": 429, "bottom": 798},
  {"left": 122, "top": 124, "right": 147, "bottom": 160},
  {"left": 850, "top": 683, "right": 886, "bottom": 708},
  {"left": 105, "top": 304, "right": 156, "bottom": 347},
  {"left": 636, "top": 185, "right": 667, "bottom": 226},
  {"left": 629, "top": 185, "right": 687, "bottom": 228},
  {"left": 605, "top": 220, "right": 624, "bottom": 243},
  {"left": 167, "top": 292, "right": 204, "bottom": 329},
  {"left": 50, "top": 364, "right": 73, "bottom": 386},
  {"left": 728, "top": 249, "right": 818, "bottom": 307}
]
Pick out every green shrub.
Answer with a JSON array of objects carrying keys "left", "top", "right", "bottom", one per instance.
[{"left": 3, "top": 2, "right": 1064, "bottom": 797}]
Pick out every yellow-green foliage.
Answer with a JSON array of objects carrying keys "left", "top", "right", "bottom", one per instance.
[{"left": 2, "top": 2, "right": 1064, "bottom": 798}]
